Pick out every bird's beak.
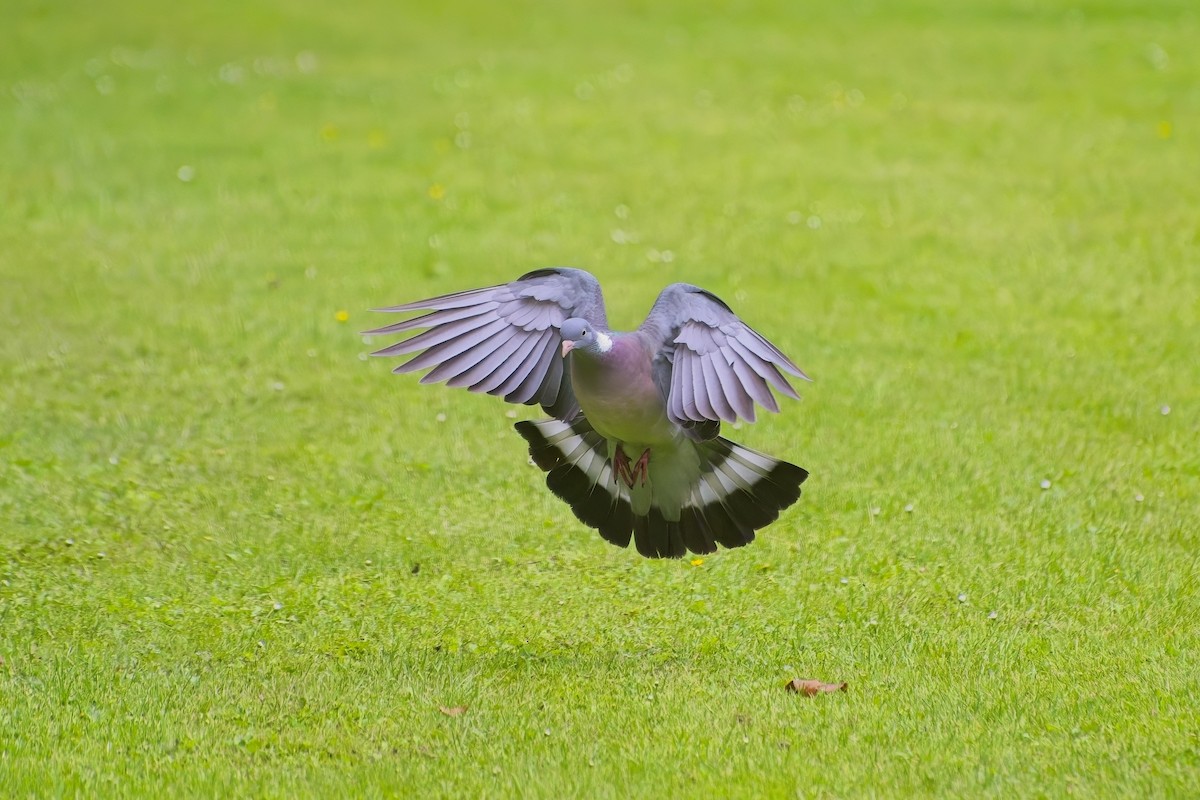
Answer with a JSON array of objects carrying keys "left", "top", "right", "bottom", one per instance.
[{"left": 561, "top": 340, "right": 575, "bottom": 357}]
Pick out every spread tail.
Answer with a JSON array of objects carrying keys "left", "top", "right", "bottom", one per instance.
[{"left": 515, "top": 418, "right": 807, "bottom": 558}]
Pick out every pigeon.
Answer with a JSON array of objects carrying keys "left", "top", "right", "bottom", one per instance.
[{"left": 367, "top": 267, "right": 810, "bottom": 558}]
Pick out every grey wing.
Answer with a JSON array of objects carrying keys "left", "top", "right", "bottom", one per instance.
[
  {"left": 641, "top": 283, "right": 808, "bottom": 431},
  {"left": 365, "top": 267, "right": 607, "bottom": 420}
]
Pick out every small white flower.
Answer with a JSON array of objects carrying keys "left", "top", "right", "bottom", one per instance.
[
  {"left": 296, "top": 51, "right": 319, "bottom": 74},
  {"left": 1040, "top": 479, "right": 1052, "bottom": 490},
  {"left": 177, "top": 165, "right": 195, "bottom": 182},
  {"left": 988, "top": 610, "right": 998, "bottom": 620},
  {"left": 957, "top": 593, "right": 967, "bottom": 603},
  {"left": 218, "top": 63, "right": 244, "bottom": 84}
]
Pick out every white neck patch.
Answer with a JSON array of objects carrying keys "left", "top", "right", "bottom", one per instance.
[{"left": 594, "top": 331, "right": 614, "bottom": 353}]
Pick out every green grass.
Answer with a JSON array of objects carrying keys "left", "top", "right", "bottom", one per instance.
[{"left": 3, "top": 0, "right": 1199, "bottom": 795}]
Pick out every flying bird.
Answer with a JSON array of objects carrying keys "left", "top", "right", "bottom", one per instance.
[{"left": 367, "top": 268, "right": 810, "bottom": 558}]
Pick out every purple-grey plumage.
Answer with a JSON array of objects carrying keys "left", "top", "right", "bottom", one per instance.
[
  {"left": 569, "top": 333, "right": 674, "bottom": 447},
  {"left": 369, "top": 267, "right": 810, "bottom": 558}
]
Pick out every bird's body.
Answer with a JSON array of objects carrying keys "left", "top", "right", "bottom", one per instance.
[
  {"left": 368, "top": 268, "right": 811, "bottom": 558},
  {"left": 570, "top": 333, "right": 672, "bottom": 447}
]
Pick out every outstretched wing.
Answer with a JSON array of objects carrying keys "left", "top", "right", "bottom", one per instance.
[
  {"left": 640, "top": 283, "right": 808, "bottom": 431},
  {"left": 366, "top": 267, "right": 607, "bottom": 420}
]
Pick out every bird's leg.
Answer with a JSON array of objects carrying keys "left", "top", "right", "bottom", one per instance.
[
  {"left": 632, "top": 448, "right": 651, "bottom": 487},
  {"left": 613, "top": 446, "right": 652, "bottom": 489},
  {"left": 613, "top": 445, "right": 634, "bottom": 488}
]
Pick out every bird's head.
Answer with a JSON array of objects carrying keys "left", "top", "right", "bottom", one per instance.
[{"left": 560, "top": 317, "right": 613, "bottom": 357}]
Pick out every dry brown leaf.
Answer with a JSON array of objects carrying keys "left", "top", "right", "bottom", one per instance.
[
  {"left": 439, "top": 705, "right": 467, "bottom": 717},
  {"left": 785, "top": 678, "right": 847, "bottom": 696}
]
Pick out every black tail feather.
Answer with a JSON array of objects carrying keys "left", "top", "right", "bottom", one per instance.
[{"left": 516, "top": 420, "right": 807, "bottom": 559}]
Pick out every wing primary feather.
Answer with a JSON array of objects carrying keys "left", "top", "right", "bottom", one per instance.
[
  {"left": 666, "top": 356, "right": 687, "bottom": 422},
  {"left": 372, "top": 312, "right": 501, "bottom": 358},
  {"left": 472, "top": 331, "right": 545, "bottom": 393},
  {"left": 675, "top": 353, "right": 701, "bottom": 421},
  {"left": 729, "top": 355, "right": 779, "bottom": 413},
  {"left": 493, "top": 330, "right": 554, "bottom": 398},
  {"left": 363, "top": 302, "right": 498, "bottom": 337},
  {"left": 373, "top": 285, "right": 505, "bottom": 313},
  {"left": 506, "top": 336, "right": 557, "bottom": 404},
  {"left": 740, "top": 329, "right": 810, "bottom": 379},
  {"left": 536, "top": 349, "right": 565, "bottom": 408},
  {"left": 726, "top": 338, "right": 801, "bottom": 400},
  {"left": 700, "top": 356, "right": 737, "bottom": 423},
  {"left": 392, "top": 317, "right": 510, "bottom": 373},
  {"left": 709, "top": 355, "right": 755, "bottom": 421},
  {"left": 689, "top": 351, "right": 717, "bottom": 420},
  {"left": 443, "top": 333, "right": 522, "bottom": 388},
  {"left": 419, "top": 332, "right": 511, "bottom": 385}
]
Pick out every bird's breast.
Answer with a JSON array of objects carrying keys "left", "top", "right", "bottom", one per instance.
[{"left": 569, "top": 347, "right": 675, "bottom": 447}]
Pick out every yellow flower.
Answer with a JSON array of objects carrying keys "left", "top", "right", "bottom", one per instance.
[
  {"left": 335, "top": 310, "right": 349, "bottom": 322},
  {"left": 1157, "top": 120, "right": 1173, "bottom": 139},
  {"left": 428, "top": 183, "right": 446, "bottom": 200},
  {"left": 320, "top": 123, "right": 339, "bottom": 142},
  {"left": 691, "top": 558, "right": 704, "bottom": 567}
]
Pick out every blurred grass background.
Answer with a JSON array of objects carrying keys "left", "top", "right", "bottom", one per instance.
[{"left": 2, "top": 0, "right": 1199, "bottom": 796}]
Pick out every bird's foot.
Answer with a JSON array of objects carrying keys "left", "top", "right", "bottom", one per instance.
[
  {"left": 613, "top": 446, "right": 633, "bottom": 488},
  {"left": 632, "top": 448, "right": 650, "bottom": 487},
  {"left": 613, "top": 446, "right": 651, "bottom": 489}
]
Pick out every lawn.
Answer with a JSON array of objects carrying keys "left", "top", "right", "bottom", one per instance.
[{"left": 2, "top": 0, "right": 1199, "bottom": 796}]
